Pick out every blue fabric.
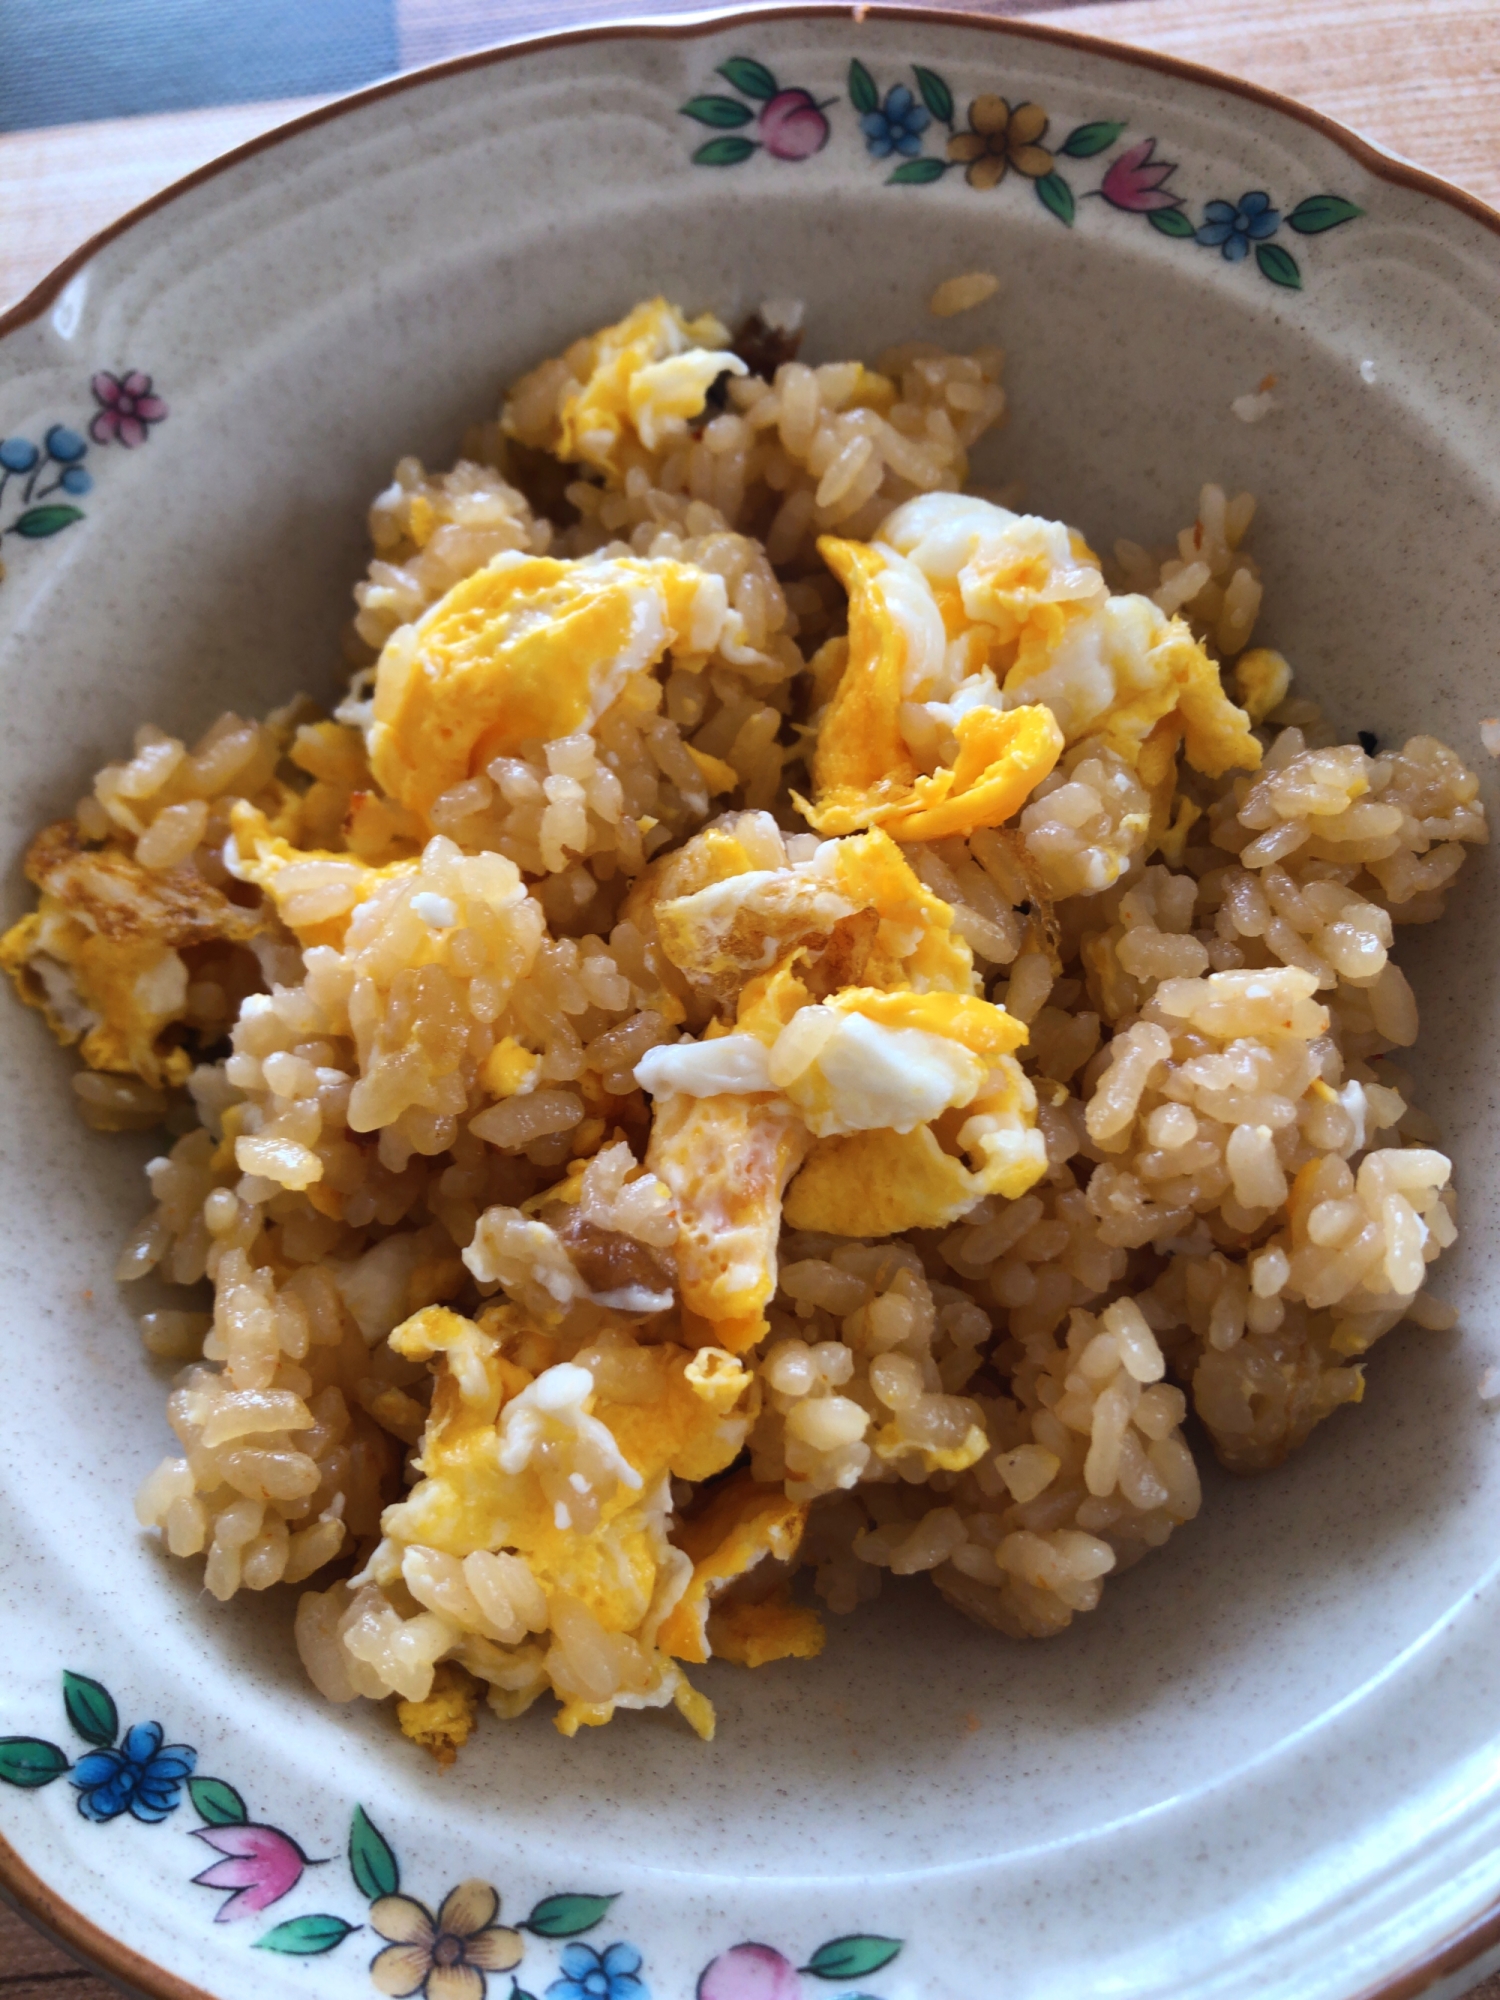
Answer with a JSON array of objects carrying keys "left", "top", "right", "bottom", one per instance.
[{"left": 0, "top": 0, "right": 399, "bottom": 132}]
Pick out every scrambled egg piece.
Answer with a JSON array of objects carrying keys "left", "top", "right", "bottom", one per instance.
[
  {"left": 0, "top": 819, "right": 262, "bottom": 1087},
  {"left": 641, "top": 988, "right": 1026, "bottom": 1135},
  {"left": 651, "top": 857, "right": 858, "bottom": 1014},
  {"left": 803, "top": 494, "right": 1260, "bottom": 841},
  {"left": 884, "top": 491, "right": 1108, "bottom": 646},
  {"left": 802, "top": 537, "right": 1064, "bottom": 839},
  {"left": 396, "top": 1661, "right": 481, "bottom": 1767},
  {"left": 824, "top": 827, "right": 979, "bottom": 993},
  {"left": 766, "top": 987, "right": 1027, "bottom": 1137},
  {"left": 368, "top": 551, "right": 735, "bottom": 823},
  {"left": 783, "top": 1046, "right": 1046, "bottom": 1234},
  {"left": 381, "top": 1308, "right": 755, "bottom": 1734},
  {"left": 1002, "top": 592, "right": 1258, "bottom": 777},
  {"left": 481, "top": 1037, "right": 542, "bottom": 1099},
  {"left": 660, "top": 1464, "right": 824, "bottom": 1664},
  {"left": 637, "top": 817, "right": 978, "bottom": 1015},
  {"left": 1234, "top": 646, "right": 1293, "bottom": 725},
  {"left": 633, "top": 820, "right": 1038, "bottom": 1331},
  {"left": 510, "top": 297, "right": 746, "bottom": 480},
  {"left": 645, "top": 1093, "right": 811, "bottom": 1352},
  {"left": 3, "top": 905, "right": 190, "bottom": 1088},
  {"left": 640, "top": 924, "right": 1043, "bottom": 1253},
  {"left": 708, "top": 1592, "right": 825, "bottom": 1668}
]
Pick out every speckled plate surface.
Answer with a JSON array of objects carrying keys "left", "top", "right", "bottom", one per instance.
[{"left": 4, "top": 10, "right": 1500, "bottom": 1999}]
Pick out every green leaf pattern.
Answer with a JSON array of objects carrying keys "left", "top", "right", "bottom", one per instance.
[
  {"left": 1035, "top": 171, "right": 1076, "bottom": 227},
  {"left": 254, "top": 1914, "right": 358, "bottom": 1956},
  {"left": 803, "top": 1933, "right": 905, "bottom": 1979},
  {"left": 692, "top": 135, "right": 758, "bottom": 167},
  {"left": 189, "top": 1775, "right": 248, "bottom": 1825},
  {"left": 0, "top": 1738, "right": 70, "bottom": 1788},
  {"left": 1256, "top": 241, "right": 1303, "bottom": 288},
  {"left": 679, "top": 95, "right": 754, "bottom": 128},
  {"left": 348, "top": 1802, "right": 400, "bottom": 1901},
  {"left": 1287, "top": 192, "right": 1363, "bottom": 233},
  {"left": 887, "top": 157, "right": 947, "bottom": 185},
  {"left": 912, "top": 65, "right": 954, "bottom": 126},
  {"left": 716, "top": 56, "right": 777, "bottom": 100},
  {"left": 62, "top": 1671, "right": 117, "bottom": 1747},
  {"left": 524, "top": 1891, "right": 618, "bottom": 1938},
  {"left": 1061, "top": 118, "right": 1126, "bottom": 157},
  {"left": 12, "top": 505, "right": 84, "bottom": 539},
  {"left": 847, "top": 58, "right": 879, "bottom": 116}
]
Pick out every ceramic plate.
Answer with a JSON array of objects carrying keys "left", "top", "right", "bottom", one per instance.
[{"left": 4, "top": 9, "right": 1500, "bottom": 1997}]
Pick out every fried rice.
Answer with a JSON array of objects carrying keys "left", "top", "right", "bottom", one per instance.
[{"left": 2, "top": 294, "right": 1483, "bottom": 1759}]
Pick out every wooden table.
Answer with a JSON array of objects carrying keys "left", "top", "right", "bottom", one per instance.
[{"left": 4, "top": 0, "right": 1500, "bottom": 1992}]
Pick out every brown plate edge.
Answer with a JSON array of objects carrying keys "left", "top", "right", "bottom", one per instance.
[
  {"left": 0, "top": 1821, "right": 216, "bottom": 2000},
  {"left": 3, "top": 6, "right": 1500, "bottom": 1998},
  {"left": 1354, "top": 1897, "right": 1500, "bottom": 2000}
]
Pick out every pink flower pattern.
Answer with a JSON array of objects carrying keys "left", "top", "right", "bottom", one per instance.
[
  {"left": 697, "top": 1942, "right": 803, "bottom": 1999},
  {"left": 1100, "top": 136, "right": 1183, "bottom": 213},
  {"left": 696, "top": 1935, "right": 903, "bottom": 1994},
  {"left": 192, "top": 1822, "right": 309, "bottom": 1921},
  {"left": 89, "top": 370, "right": 169, "bottom": 449},
  {"left": 756, "top": 89, "right": 831, "bottom": 160}
]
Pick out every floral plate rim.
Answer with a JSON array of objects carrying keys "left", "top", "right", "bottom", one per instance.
[
  {"left": 4, "top": 0, "right": 1500, "bottom": 349},
  {"left": 5, "top": 9, "right": 1500, "bottom": 2000}
]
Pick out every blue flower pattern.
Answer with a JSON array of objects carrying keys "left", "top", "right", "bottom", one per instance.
[
  {"left": 859, "top": 82, "right": 929, "bottom": 158},
  {"left": 0, "top": 419, "right": 96, "bottom": 541},
  {"left": 1196, "top": 189, "right": 1281, "bottom": 261},
  {"left": 70, "top": 1720, "right": 196, "bottom": 1824},
  {"left": 43, "top": 424, "right": 87, "bottom": 463},
  {"left": 546, "top": 1939, "right": 650, "bottom": 2000}
]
